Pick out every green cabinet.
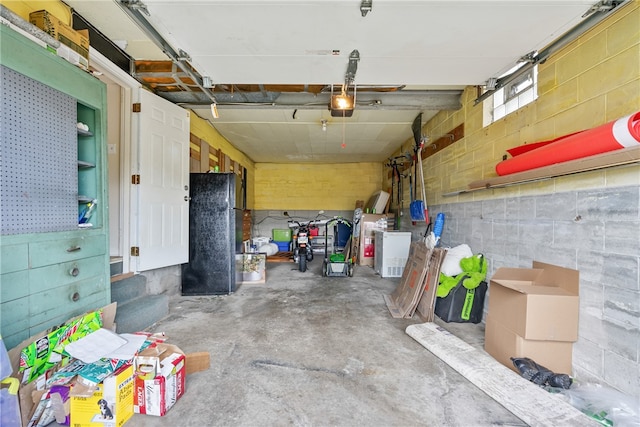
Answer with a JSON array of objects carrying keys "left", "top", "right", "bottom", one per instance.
[{"left": 0, "top": 25, "right": 110, "bottom": 350}]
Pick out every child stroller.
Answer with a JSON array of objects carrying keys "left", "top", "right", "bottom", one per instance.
[{"left": 321, "top": 216, "right": 354, "bottom": 277}]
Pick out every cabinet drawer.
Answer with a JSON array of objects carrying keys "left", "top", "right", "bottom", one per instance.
[
  {"left": 1, "top": 243, "right": 28, "bottom": 273},
  {"left": 29, "top": 274, "right": 107, "bottom": 329},
  {"left": 29, "top": 255, "right": 106, "bottom": 294},
  {"left": 29, "top": 234, "right": 106, "bottom": 268},
  {"left": 1, "top": 270, "right": 30, "bottom": 302},
  {"left": 0, "top": 296, "right": 29, "bottom": 337}
]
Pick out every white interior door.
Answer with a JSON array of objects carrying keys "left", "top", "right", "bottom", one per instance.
[{"left": 133, "top": 89, "right": 190, "bottom": 271}]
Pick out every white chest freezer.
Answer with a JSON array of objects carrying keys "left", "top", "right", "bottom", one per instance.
[{"left": 373, "top": 231, "right": 412, "bottom": 278}]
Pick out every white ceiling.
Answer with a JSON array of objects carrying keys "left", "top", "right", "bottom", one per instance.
[{"left": 64, "top": 0, "right": 597, "bottom": 163}]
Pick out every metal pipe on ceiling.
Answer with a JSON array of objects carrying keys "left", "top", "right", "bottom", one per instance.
[{"left": 474, "top": 0, "right": 628, "bottom": 105}]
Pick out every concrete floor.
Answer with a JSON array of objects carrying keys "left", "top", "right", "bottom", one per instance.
[{"left": 125, "top": 259, "right": 526, "bottom": 427}]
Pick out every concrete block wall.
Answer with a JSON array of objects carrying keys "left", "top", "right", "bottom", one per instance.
[
  {"left": 389, "top": 2, "right": 640, "bottom": 401},
  {"left": 254, "top": 163, "right": 383, "bottom": 210},
  {"left": 411, "top": 1, "right": 640, "bottom": 206},
  {"left": 428, "top": 183, "right": 640, "bottom": 400}
]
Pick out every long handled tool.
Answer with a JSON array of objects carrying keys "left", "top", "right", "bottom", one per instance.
[{"left": 410, "top": 142, "right": 428, "bottom": 224}]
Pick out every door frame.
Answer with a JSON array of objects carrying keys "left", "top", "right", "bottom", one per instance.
[{"left": 89, "top": 47, "right": 140, "bottom": 275}]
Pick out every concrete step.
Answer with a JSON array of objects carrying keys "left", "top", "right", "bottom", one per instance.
[
  {"left": 111, "top": 274, "right": 147, "bottom": 304},
  {"left": 114, "top": 294, "right": 169, "bottom": 334},
  {"left": 110, "top": 257, "right": 123, "bottom": 276}
]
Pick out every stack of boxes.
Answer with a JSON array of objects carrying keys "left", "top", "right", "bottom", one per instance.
[
  {"left": 7, "top": 305, "right": 207, "bottom": 426},
  {"left": 272, "top": 228, "right": 292, "bottom": 252},
  {"left": 484, "top": 261, "right": 580, "bottom": 375}
]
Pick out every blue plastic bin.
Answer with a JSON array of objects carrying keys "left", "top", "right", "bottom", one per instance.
[{"left": 273, "top": 241, "right": 290, "bottom": 252}]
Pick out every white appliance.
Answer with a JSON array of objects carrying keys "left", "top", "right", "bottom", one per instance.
[{"left": 374, "top": 231, "right": 412, "bottom": 278}]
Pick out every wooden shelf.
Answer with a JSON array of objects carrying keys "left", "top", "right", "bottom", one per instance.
[{"left": 444, "top": 145, "right": 640, "bottom": 196}]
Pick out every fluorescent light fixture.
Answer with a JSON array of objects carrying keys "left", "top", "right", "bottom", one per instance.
[{"left": 211, "top": 103, "right": 219, "bottom": 119}]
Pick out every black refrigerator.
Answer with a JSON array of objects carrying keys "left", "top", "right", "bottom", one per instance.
[{"left": 181, "top": 173, "right": 244, "bottom": 295}]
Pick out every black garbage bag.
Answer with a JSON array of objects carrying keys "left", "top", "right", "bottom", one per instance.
[{"left": 510, "top": 357, "right": 573, "bottom": 389}]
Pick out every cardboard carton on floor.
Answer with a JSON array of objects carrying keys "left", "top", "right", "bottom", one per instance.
[
  {"left": 70, "top": 364, "right": 134, "bottom": 427},
  {"left": 484, "top": 261, "right": 579, "bottom": 374},
  {"left": 357, "top": 214, "right": 393, "bottom": 267},
  {"left": 487, "top": 261, "right": 579, "bottom": 341},
  {"left": 484, "top": 315, "right": 574, "bottom": 375},
  {"left": 133, "top": 343, "right": 186, "bottom": 416}
]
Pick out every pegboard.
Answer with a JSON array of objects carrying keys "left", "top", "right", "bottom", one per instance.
[{"left": 1, "top": 65, "right": 78, "bottom": 235}]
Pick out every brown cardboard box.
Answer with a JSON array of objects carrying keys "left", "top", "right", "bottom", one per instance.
[
  {"left": 29, "top": 10, "right": 90, "bottom": 59},
  {"left": 357, "top": 213, "right": 393, "bottom": 266},
  {"left": 487, "top": 261, "right": 579, "bottom": 341},
  {"left": 485, "top": 261, "right": 579, "bottom": 375},
  {"left": 384, "top": 241, "right": 432, "bottom": 318},
  {"left": 485, "top": 315, "right": 573, "bottom": 375}
]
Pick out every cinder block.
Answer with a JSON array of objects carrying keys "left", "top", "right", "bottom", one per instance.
[
  {"left": 603, "top": 348, "right": 640, "bottom": 398},
  {"left": 603, "top": 287, "right": 640, "bottom": 327},
  {"left": 605, "top": 220, "right": 640, "bottom": 255}
]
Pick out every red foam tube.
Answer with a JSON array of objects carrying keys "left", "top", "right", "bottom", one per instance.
[{"left": 496, "top": 112, "right": 640, "bottom": 176}]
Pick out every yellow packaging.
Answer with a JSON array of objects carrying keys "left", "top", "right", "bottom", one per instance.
[
  {"left": 29, "top": 10, "right": 90, "bottom": 59},
  {"left": 70, "top": 364, "right": 134, "bottom": 427}
]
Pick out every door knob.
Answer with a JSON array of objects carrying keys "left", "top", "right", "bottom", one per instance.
[{"left": 184, "top": 196, "right": 191, "bottom": 201}]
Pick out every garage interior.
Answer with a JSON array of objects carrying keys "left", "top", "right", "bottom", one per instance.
[{"left": 1, "top": 0, "right": 639, "bottom": 426}]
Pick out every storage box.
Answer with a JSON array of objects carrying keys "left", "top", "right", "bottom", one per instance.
[
  {"left": 272, "top": 228, "right": 292, "bottom": 242},
  {"left": 435, "top": 279, "right": 487, "bottom": 324},
  {"left": 70, "top": 364, "right": 134, "bottom": 427},
  {"left": 273, "top": 241, "right": 290, "bottom": 252},
  {"left": 485, "top": 315, "right": 573, "bottom": 375},
  {"left": 487, "top": 261, "right": 579, "bottom": 341},
  {"left": 29, "top": 10, "right": 90, "bottom": 60},
  {"left": 133, "top": 344, "right": 186, "bottom": 416},
  {"left": 485, "top": 261, "right": 579, "bottom": 375},
  {"left": 357, "top": 214, "right": 393, "bottom": 266}
]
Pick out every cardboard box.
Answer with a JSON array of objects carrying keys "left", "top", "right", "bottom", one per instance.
[
  {"left": 8, "top": 303, "right": 117, "bottom": 427},
  {"left": 133, "top": 343, "right": 186, "bottom": 416},
  {"left": 357, "top": 214, "right": 393, "bottom": 266},
  {"left": 384, "top": 244, "right": 446, "bottom": 320},
  {"left": 29, "top": 10, "right": 90, "bottom": 59},
  {"left": 70, "top": 364, "right": 134, "bottom": 427},
  {"left": 487, "top": 261, "right": 579, "bottom": 341},
  {"left": 485, "top": 315, "right": 573, "bottom": 375}
]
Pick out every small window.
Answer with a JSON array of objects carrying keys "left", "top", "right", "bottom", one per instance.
[{"left": 483, "top": 65, "right": 538, "bottom": 126}]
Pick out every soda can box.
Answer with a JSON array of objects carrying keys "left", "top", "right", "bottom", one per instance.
[{"left": 70, "top": 364, "right": 134, "bottom": 427}]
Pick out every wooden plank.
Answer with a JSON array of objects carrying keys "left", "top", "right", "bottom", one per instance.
[
  {"left": 200, "top": 140, "right": 210, "bottom": 172},
  {"left": 218, "top": 149, "right": 225, "bottom": 171},
  {"left": 422, "top": 123, "right": 464, "bottom": 160},
  {"left": 406, "top": 323, "right": 593, "bottom": 427},
  {"left": 444, "top": 145, "right": 640, "bottom": 196}
]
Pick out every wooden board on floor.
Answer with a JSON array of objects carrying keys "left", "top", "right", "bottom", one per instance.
[
  {"left": 405, "top": 323, "right": 592, "bottom": 427},
  {"left": 267, "top": 252, "right": 293, "bottom": 263}
]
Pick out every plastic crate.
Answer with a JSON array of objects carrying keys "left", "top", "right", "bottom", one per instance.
[
  {"left": 273, "top": 241, "right": 290, "bottom": 252},
  {"left": 272, "top": 228, "right": 292, "bottom": 242}
]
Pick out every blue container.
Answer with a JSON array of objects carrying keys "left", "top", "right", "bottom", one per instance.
[
  {"left": 336, "top": 222, "right": 352, "bottom": 248},
  {"left": 273, "top": 241, "right": 290, "bottom": 252}
]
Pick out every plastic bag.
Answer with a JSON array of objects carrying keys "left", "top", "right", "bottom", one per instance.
[
  {"left": 553, "top": 383, "right": 640, "bottom": 427},
  {"left": 440, "top": 244, "right": 473, "bottom": 276},
  {"left": 511, "top": 357, "right": 572, "bottom": 389},
  {"left": 0, "top": 378, "right": 21, "bottom": 427}
]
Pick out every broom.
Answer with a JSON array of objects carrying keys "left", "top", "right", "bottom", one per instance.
[{"left": 410, "top": 144, "right": 429, "bottom": 224}]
